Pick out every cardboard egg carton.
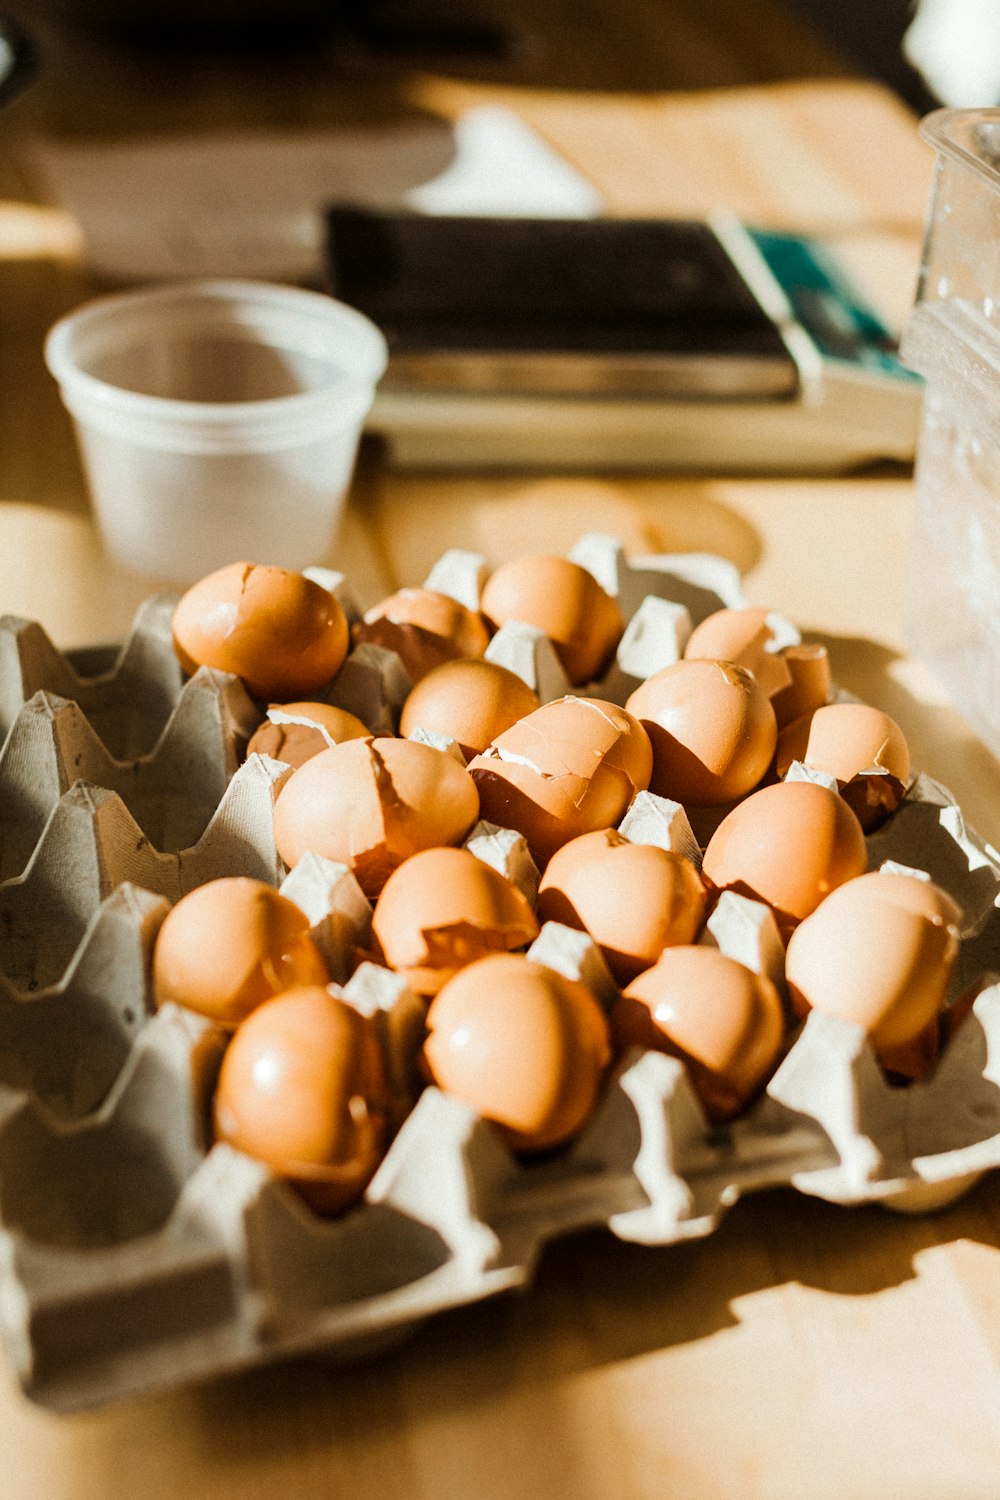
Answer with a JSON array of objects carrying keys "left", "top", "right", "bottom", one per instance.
[{"left": 3, "top": 540, "right": 1000, "bottom": 1412}]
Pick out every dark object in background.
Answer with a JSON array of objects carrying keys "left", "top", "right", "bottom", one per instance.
[
  {"left": 30, "top": 0, "right": 513, "bottom": 58},
  {"left": 787, "top": 0, "right": 939, "bottom": 113},
  {"left": 326, "top": 208, "right": 799, "bottom": 399},
  {"left": 0, "top": 13, "right": 37, "bottom": 108}
]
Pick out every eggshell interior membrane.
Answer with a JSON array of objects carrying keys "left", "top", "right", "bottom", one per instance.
[
  {"left": 776, "top": 701, "right": 911, "bottom": 830},
  {"left": 422, "top": 953, "right": 613, "bottom": 1153},
  {"left": 784, "top": 870, "right": 963, "bottom": 1079},
  {"left": 353, "top": 587, "right": 492, "bottom": 684},
  {"left": 613, "top": 945, "right": 786, "bottom": 1123},
  {"left": 152, "top": 876, "right": 330, "bottom": 1026},
  {"left": 537, "top": 829, "right": 707, "bottom": 985},
  {"left": 213, "top": 984, "right": 390, "bottom": 1215},
  {"left": 701, "top": 779, "right": 868, "bottom": 935},
  {"left": 625, "top": 658, "right": 777, "bottom": 806},
  {"left": 371, "top": 845, "right": 540, "bottom": 994},
  {"left": 399, "top": 658, "right": 541, "bottom": 757},
  {"left": 468, "top": 696, "right": 652, "bottom": 868},
  {"left": 246, "top": 700, "right": 370, "bottom": 770},
  {"left": 479, "top": 553, "right": 625, "bottom": 685},
  {"left": 172, "top": 561, "right": 350, "bottom": 701},
  {"left": 272, "top": 735, "right": 480, "bottom": 897}
]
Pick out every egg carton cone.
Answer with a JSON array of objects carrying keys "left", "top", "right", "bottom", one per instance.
[
  {"left": 0, "top": 670, "right": 260, "bottom": 882},
  {"left": 3, "top": 539, "right": 1000, "bottom": 1411},
  {"left": 0, "top": 595, "right": 186, "bottom": 760},
  {"left": 0, "top": 759, "right": 285, "bottom": 985}
]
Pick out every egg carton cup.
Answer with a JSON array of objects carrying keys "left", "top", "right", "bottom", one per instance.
[
  {"left": 4, "top": 540, "right": 1000, "bottom": 1411},
  {"left": 0, "top": 595, "right": 186, "bottom": 760}
]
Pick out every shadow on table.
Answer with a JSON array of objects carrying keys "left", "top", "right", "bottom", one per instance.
[{"left": 174, "top": 1171, "right": 1000, "bottom": 1480}]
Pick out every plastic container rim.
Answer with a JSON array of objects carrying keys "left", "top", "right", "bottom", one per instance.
[
  {"left": 920, "top": 106, "right": 1000, "bottom": 190},
  {"left": 43, "top": 278, "right": 389, "bottom": 433}
]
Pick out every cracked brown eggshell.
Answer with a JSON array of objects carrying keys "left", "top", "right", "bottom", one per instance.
[
  {"left": 683, "top": 607, "right": 793, "bottom": 701},
  {"left": 684, "top": 609, "right": 831, "bottom": 729},
  {"left": 371, "top": 845, "right": 539, "bottom": 995},
  {"left": 467, "top": 696, "right": 653, "bottom": 868},
  {"left": 399, "top": 658, "right": 541, "bottom": 757},
  {"left": 213, "top": 984, "right": 390, "bottom": 1215},
  {"left": 152, "top": 876, "right": 331, "bottom": 1026},
  {"left": 172, "top": 561, "right": 350, "bottom": 701},
  {"left": 246, "top": 700, "right": 370, "bottom": 770},
  {"left": 701, "top": 779, "right": 869, "bottom": 936},
  {"left": 272, "top": 735, "right": 480, "bottom": 897},
  {"left": 353, "top": 587, "right": 491, "bottom": 683},
  {"left": 776, "top": 702, "right": 910, "bottom": 829},
  {"left": 612, "top": 945, "right": 786, "bottom": 1123},
  {"left": 625, "top": 658, "right": 777, "bottom": 806},
  {"left": 479, "top": 553, "right": 625, "bottom": 685},
  {"left": 422, "top": 953, "right": 613, "bottom": 1153},
  {"left": 537, "top": 829, "right": 708, "bottom": 986},
  {"left": 785, "top": 870, "right": 962, "bottom": 1079}
]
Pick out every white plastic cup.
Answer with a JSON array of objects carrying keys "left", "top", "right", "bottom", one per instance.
[{"left": 44, "top": 279, "right": 388, "bottom": 583}]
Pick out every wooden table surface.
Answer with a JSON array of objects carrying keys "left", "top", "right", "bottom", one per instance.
[{"left": 4, "top": 4, "right": 1000, "bottom": 1497}]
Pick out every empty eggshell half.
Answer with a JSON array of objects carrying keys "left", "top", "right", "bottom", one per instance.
[
  {"left": 172, "top": 561, "right": 350, "bottom": 701},
  {"left": 479, "top": 553, "right": 625, "bottom": 685},
  {"left": 769, "top": 642, "right": 831, "bottom": 728},
  {"left": 468, "top": 696, "right": 652, "bottom": 868},
  {"left": 399, "top": 658, "right": 541, "bottom": 757},
  {"left": 371, "top": 845, "right": 540, "bottom": 994},
  {"left": 701, "top": 779, "right": 868, "bottom": 935},
  {"left": 684, "top": 606, "right": 793, "bottom": 701},
  {"left": 246, "top": 700, "right": 370, "bottom": 769},
  {"left": 422, "top": 953, "right": 612, "bottom": 1153},
  {"left": 684, "top": 607, "right": 831, "bottom": 728},
  {"left": 273, "top": 736, "right": 480, "bottom": 896},
  {"left": 213, "top": 984, "right": 390, "bottom": 1215},
  {"left": 784, "top": 869, "right": 962, "bottom": 1079},
  {"left": 776, "top": 701, "right": 910, "bottom": 829},
  {"left": 612, "top": 945, "right": 786, "bottom": 1123},
  {"left": 353, "top": 587, "right": 491, "bottom": 683},
  {"left": 152, "top": 875, "right": 330, "bottom": 1026},
  {"left": 625, "top": 658, "right": 777, "bottom": 806},
  {"left": 537, "top": 828, "right": 707, "bottom": 985}
]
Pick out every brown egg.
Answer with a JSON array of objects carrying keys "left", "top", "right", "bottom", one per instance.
[
  {"left": 354, "top": 587, "right": 491, "bottom": 683},
  {"left": 152, "top": 876, "right": 330, "bottom": 1026},
  {"left": 468, "top": 696, "right": 653, "bottom": 868},
  {"left": 784, "top": 870, "right": 962, "bottom": 1079},
  {"left": 272, "top": 736, "right": 480, "bottom": 897},
  {"left": 701, "top": 779, "right": 868, "bottom": 935},
  {"left": 537, "top": 829, "right": 707, "bottom": 986},
  {"left": 612, "top": 945, "right": 786, "bottom": 1123},
  {"left": 776, "top": 702, "right": 911, "bottom": 830},
  {"left": 422, "top": 953, "right": 612, "bottom": 1153},
  {"left": 480, "top": 554, "right": 625, "bottom": 685},
  {"left": 246, "top": 700, "right": 370, "bottom": 769},
  {"left": 625, "top": 658, "right": 777, "bottom": 806},
  {"left": 399, "top": 658, "right": 541, "bottom": 757},
  {"left": 371, "top": 845, "right": 539, "bottom": 994},
  {"left": 769, "top": 642, "right": 831, "bottom": 728},
  {"left": 213, "top": 985, "right": 389, "bottom": 1214},
  {"left": 172, "top": 562, "right": 350, "bottom": 701},
  {"left": 684, "top": 607, "right": 792, "bottom": 700}
]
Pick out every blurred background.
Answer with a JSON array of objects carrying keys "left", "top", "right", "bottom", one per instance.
[{"left": 0, "top": 0, "right": 968, "bottom": 126}]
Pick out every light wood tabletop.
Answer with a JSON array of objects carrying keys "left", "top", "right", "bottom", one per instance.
[{"left": 3, "top": 4, "right": 1000, "bottom": 1498}]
